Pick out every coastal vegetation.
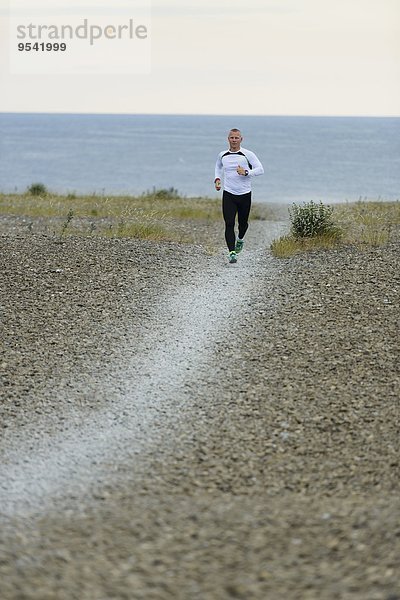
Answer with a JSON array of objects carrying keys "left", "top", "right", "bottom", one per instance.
[
  {"left": 271, "top": 199, "right": 400, "bottom": 257},
  {"left": 0, "top": 187, "right": 269, "bottom": 245},
  {"left": 0, "top": 188, "right": 398, "bottom": 254},
  {"left": 27, "top": 182, "right": 48, "bottom": 196}
]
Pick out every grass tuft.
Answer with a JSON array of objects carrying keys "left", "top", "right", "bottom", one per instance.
[
  {"left": 101, "top": 220, "right": 171, "bottom": 241},
  {"left": 271, "top": 231, "right": 342, "bottom": 258}
]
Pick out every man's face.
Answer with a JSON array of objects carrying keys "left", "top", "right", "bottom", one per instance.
[{"left": 228, "top": 131, "right": 242, "bottom": 151}]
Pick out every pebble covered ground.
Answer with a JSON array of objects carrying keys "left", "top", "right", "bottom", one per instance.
[{"left": 0, "top": 215, "right": 399, "bottom": 600}]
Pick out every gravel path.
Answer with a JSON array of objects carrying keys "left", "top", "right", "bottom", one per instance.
[{"left": 0, "top": 217, "right": 399, "bottom": 600}]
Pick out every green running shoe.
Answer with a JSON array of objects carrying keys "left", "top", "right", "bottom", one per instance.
[
  {"left": 229, "top": 251, "right": 237, "bottom": 263},
  {"left": 235, "top": 239, "right": 244, "bottom": 253}
]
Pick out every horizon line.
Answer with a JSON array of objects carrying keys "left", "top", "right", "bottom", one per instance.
[{"left": 1, "top": 110, "right": 399, "bottom": 119}]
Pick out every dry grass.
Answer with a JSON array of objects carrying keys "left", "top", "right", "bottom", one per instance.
[
  {"left": 0, "top": 192, "right": 219, "bottom": 221},
  {"left": 0, "top": 192, "right": 218, "bottom": 243},
  {"left": 271, "top": 232, "right": 342, "bottom": 258},
  {"left": 271, "top": 200, "right": 400, "bottom": 258},
  {"left": 334, "top": 200, "right": 400, "bottom": 247},
  {"left": 0, "top": 191, "right": 272, "bottom": 243},
  {"left": 0, "top": 191, "right": 273, "bottom": 222}
]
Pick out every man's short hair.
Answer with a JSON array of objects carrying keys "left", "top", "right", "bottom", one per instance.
[{"left": 229, "top": 128, "right": 241, "bottom": 133}]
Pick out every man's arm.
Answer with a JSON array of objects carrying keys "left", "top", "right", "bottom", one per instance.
[
  {"left": 214, "top": 154, "right": 223, "bottom": 190},
  {"left": 247, "top": 151, "right": 264, "bottom": 177}
]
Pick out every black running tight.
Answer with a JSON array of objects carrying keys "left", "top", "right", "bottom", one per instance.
[{"left": 222, "top": 190, "right": 252, "bottom": 251}]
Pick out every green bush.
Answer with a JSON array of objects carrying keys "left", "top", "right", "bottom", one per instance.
[
  {"left": 289, "top": 200, "right": 338, "bottom": 238},
  {"left": 144, "top": 187, "right": 181, "bottom": 200},
  {"left": 27, "top": 182, "right": 48, "bottom": 196}
]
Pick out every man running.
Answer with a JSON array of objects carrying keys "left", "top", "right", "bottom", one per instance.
[{"left": 214, "top": 128, "right": 264, "bottom": 263}]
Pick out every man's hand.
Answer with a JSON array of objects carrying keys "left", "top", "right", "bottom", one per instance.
[
  {"left": 214, "top": 178, "right": 221, "bottom": 191},
  {"left": 236, "top": 165, "right": 247, "bottom": 176}
]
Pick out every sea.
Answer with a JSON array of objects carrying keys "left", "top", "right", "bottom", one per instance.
[{"left": 0, "top": 113, "right": 399, "bottom": 204}]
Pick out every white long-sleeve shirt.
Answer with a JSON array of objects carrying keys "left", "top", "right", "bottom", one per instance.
[{"left": 214, "top": 146, "right": 264, "bottom": 195}]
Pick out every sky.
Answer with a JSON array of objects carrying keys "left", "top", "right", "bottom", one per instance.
[{"left": 0, "top": 0, "right": 399, "bottom": 115}]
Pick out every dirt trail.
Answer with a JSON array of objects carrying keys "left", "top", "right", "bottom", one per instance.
[
  {"left": 0, "top": 220, "right": 285, "bottom": 518},
  {"left": 0, "top": 220, "right": 398, "bottom": 600}
]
